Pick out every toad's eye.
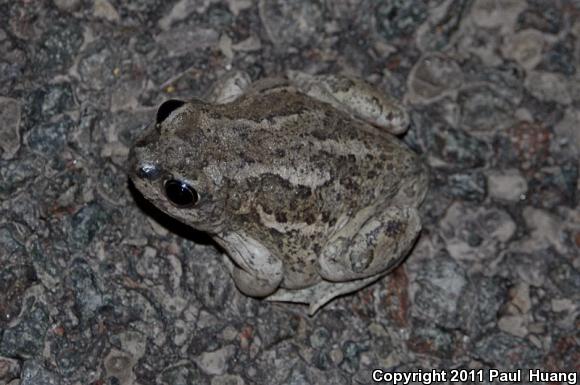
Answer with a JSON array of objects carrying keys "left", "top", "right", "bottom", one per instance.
[
  {"left": 164, "top": 179, "right": 199, "bottom": 207},
  {"left": 157, "top": 99, "right": 185, "bottom": 124}
]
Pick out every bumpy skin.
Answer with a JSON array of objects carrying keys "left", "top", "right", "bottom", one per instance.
[{"left": 130, "top": 72, "right": 428, "bottom": 314}]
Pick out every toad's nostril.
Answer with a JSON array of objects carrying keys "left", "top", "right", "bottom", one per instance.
[{"left": 137, "top": 163, "right": 161, "bottom": 180}]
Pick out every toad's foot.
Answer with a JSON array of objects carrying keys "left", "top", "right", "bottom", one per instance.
[{"left": 266, "top": 274, "right": 385, "bottom": 315}]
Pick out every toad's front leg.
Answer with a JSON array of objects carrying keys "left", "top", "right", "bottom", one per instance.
[
  {"left": 318, "top": 206, "right": 421, "bottom": 282},
  {"left": 215, "top": 232, "right": 283, "bottom": 297}
]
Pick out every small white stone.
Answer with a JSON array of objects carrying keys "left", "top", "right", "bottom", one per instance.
[
  {"left": 221, "top": 325, "right": 239, "bottom": 341},
  {"left": 158, "top": 0, "right": 199, "bottom": 30},
  {"left": 330, "top": 346, "right": 344, "bottom": 365},
  {"left": 498, "top": 314, "right": 527, "bottom": 338},
  {"left": 510, "top": 283, "right": 531, "bottom": 314},
  {"left": 226, "top": 0, "right": 253, "bottom": 16},
  {"left": 501, "top": 29, "right": 545, "bottom": 70},
  {"left": 470, "top": 0, "right": 525, "bottom": 29},
  {"left": 525, "top": 71, "right": 572, "bottom": 105},
  {"left": 528, "top": 334, "right": 543, "bottom": 349},
  {"left": 441, "top": 202, "right": 516, "bottom": 261},
  {"left": 93, "top": 0, "right": 120, "bottom": 22},
  {"left": 232, "top": 35, "right": 262, "bottom": 52},
  {"left": 143, "top": 246, "right": 158, "bottom": 259},
  {"left": 551, "top": 298, "right": 574, "bottom": 312},
  {"left": 522, "top": 207, "right": 566, "bottom": 253},
  {"left": 219, "top": 34, "right": 234, "bottom": 61},
  {"left": 487, "top": 169, "right": 528, "bottom": 202},
  {"left": 195, "top": 345, "right": 235, "bottom": 375}
]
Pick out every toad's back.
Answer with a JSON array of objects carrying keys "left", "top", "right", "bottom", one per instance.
[{"left": 191, "top": 87, "right": 426, "bottom": 221}]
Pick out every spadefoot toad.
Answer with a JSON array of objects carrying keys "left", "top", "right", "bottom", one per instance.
[{"left": 130, "top": 71, "right": 428, "bottom": 314}]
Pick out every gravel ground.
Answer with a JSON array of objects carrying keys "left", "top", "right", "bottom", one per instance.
[{"left": 1, "top": 0, "right": 579, "bottom": 384}]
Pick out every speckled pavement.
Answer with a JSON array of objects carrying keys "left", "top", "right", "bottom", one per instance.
[{"left": 0, "top": 1, "right": 579, "bottom": 384}]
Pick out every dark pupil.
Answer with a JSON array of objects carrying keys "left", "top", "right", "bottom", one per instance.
[{"left": 164, "top": 179, "right": 198, "bottom": 207}]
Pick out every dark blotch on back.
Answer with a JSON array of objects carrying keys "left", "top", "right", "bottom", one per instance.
[
  {"left": 275, "top": 211, "right": 287, "bottom": 223},
  {"left": 385, "top": 220, "right": 405, "bottom": 237}
]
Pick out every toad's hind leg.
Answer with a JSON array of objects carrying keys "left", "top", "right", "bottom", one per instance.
[
  {"left": 318, "top": 206, "right": 421, "bottom": 283},
  {"left": 268, "top": 206, "right": 421, "bottom": 315},
  {"left": 287, "top": 71, "right": 410, "bottom": 134}
]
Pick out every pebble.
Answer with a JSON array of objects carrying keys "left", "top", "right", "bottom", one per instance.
[
  {"left": 525, "top": 71, "right": 572, "bottom": 105},
  {"left": 498, "top": 314, "right": 528, "bottom": 338},
  {"left": 0, "top": 97, "right": 21, "bottom": 160},
  {"left": 440, "top": 202, "right": 516, "bottom": 261},
  {"left": 550, "top": 298, "right": 574, "bottom": 313},
  {"left": 195, "top": 345, "right": 236, "bottom": 376},
  {"left": 93, "top": 0, "right": 120, "bottom": 22},
  {"left": 469, "top": 0, "right": 525, "bottom": 29},
  {"left": 407, "top": 53, "right": 463, "bottom": 103},
  {"left": 487, "top": 169, "right": 528, "bottom": 202},
  {"left": 501, "top": 29, "right": 545, "bottom": 70}
]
